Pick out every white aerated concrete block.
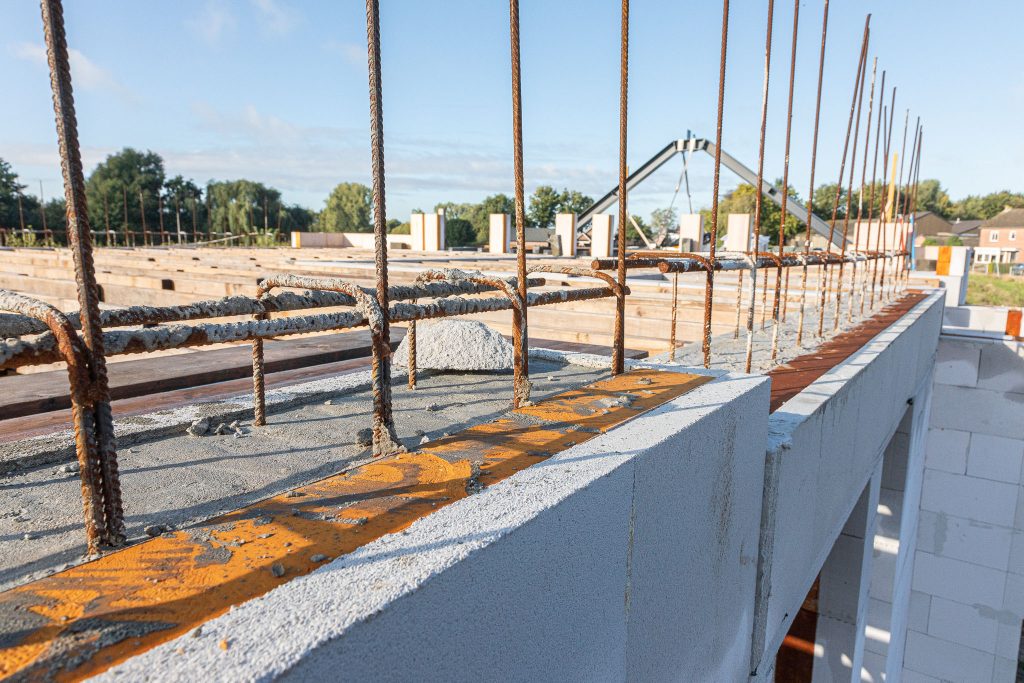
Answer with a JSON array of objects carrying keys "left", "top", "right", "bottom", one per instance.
[
  {"left": 927, "top": 596, "right": 999, "bottom": 655},
  {"left": 920, "top": 469, "right": 1018, "bottom": 528},
  {"left": 908, "top": 590, "right": 931, "bottom": 632},
  {"left": 977, "top": 340, "right": 1024, "bottom": 393},
  {"left": 967, "top": 432, "right": 1024, "bottom": 484},
  {"left": 930, "top": 384, "right": 1024, "bottom": 441},
  {"left": 488, "top": 213, "right": 511, "bottom": 254},
  {"left": 591, "top": 214, "right": 614, "bottom": 259},
  {"left": 924, "top": 427, "right": 969, "bottom": 474},
  {"left": 554, "top": 213, "right": 576, "bottom": 256},
  {"left": 903, "top": 631, "right": 994, "bottom": 682},
  {"left": 916, "top": 510, "right": 1013, "bottom": 571},
  {"left": 99, "top": 368, "right": 769, "bottom": 683},
  {"left": 911, "top": 551, "right": 1007, "bottom": 608}
]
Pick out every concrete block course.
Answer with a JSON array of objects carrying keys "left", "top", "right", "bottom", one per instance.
[
  {"left": 911, "top": 550, "right": 1007, "bottom": 608},
  {"left": 924, "top": 427, "right": 970, "bottom": 474},
  {"left": 934, "top": 337, "right": 981, "bottom": 387},
  {"left": 904, "top": 631, "right": 995, "bottom": 681},
  {"left": 927, "top": 596, "right": 1000, "bottom": 654},
  {"left": 920, "top": 469, "right": 1019, "bottom": 528},
  {"left": 930, "top": 383, "right": 1024, "bottom": 441},
  {"left": 98, "top": 367, "right": 770, "bottom": 682},
  {"left": 966, "top": 432, "right": 1024, "bottom": 484},
  {"left": 916, "top": 509, "right": 1014, "bottom": 571}
]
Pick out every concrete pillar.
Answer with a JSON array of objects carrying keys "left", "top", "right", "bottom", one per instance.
[
  {"left": 678, "top": 213, "right": 704, "bottom": 252},
  {"left": 591, "top": 214, "right": 614, "bottom": 259},
  {"left": 935, "top": 245, "right": 973, "bottom": 307},
  {"left": 812, "top": 463, "right": 882, "bottom": 683},
  {"left": 725, "top": 213, "right": 753, "bottom": 252},
  {"left": 554, "top": 213, "right": 577, "bottom": 257},
  {"left": 488, "top": 214, "right": 511, "bottom": 254},
  {"left": 424, "top": 212, "right": 445, "bottom": 251},
  {"left": 410, "top": 213, "right": 426, "bottom": 251}
]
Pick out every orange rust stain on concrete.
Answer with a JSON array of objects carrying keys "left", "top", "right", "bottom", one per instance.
[{"left": 0, "top": 368, "right": 709, "bottom": 681}]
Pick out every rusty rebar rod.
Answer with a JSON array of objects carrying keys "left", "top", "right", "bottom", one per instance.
[
  {"left": 878, "top": 88, "right": 897, "bottom": 302},
  {"left": 509, "top": 0, "right": 532, "bottom": 403},
  {"left": 863, "top": 69, "right": 884, "bottom": 315},
  {"left": 703, "top": 0, "right": 730, "bottom": 369},
  {"left": 612, "top": 0, "right": 630, "bottom": 375},
  {"left": 40, "top": 0, "right": 124, "bottom": 548},
  {"left": 0, "top": 277, "right": 548, "bottom": 338},
  {"left": 817, "top": 14, "right": 869, "bottom": 338},
  {"left": 364, "top": 0, "right": 402, "bottom": 456},
  {"left": 0, "top": 290, "right": 107, "bottom": 553},
  {"left": 796, "top": 0, "right": 829, "bottom": 347},
  {"left": 743, "top": 0, "right": 775, "bottom": 373},
  {"left": 849, "top": 57, "right": 877, "bottom": 322},
  {"left": 770, "top": 0, "right": 801, "bottom": 361},
  {"left": 833, "top": 38, "right": 869, "bottom": 331}
]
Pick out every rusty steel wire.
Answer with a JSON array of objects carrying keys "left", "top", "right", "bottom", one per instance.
[
  {"left": 743, "top": 0, "right": 775, "bottom": 373},
  {"left": 816, "top": 14, "right": 869, "bottom": 338},
  {"left": 40, "top": 0, "right": 124, "bottom": 548},
  {"left": 833, "top": 39, "right": 869, "bottom": 331},
  {"left": 796, "top": 0, "right": 829, "bottom": 348},
  {"left": 770, "top": 0, "right": 801, "bottom": 361},
  {"left": 509, "top": 0, "right": 532, "bottom": 403},
  {"left": 612, "top": 0, "right": 630, "bottom": 375},
  {"left": 703, "top": 0, "right": 729, "bottom": 369},
  {"left": 862, "top": 67, "right": 884, "bottom": 315}
]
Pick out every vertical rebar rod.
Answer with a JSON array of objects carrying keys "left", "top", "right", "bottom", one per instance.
[
  {"left": 612, "top": 0, "right": 630, "bottom": 375},
  {"left": 890, "top": 107, "right": 909, "bottom": 300},
  {"left": 770, "top": 0, "right": 800, "bottom": 361},
  {"left": 364, "top": 0, "right": 401, "bottom": 454},
  {"left": 703, "top": 0, "right": 729, "bottom": 369},
  {"left": 865, "top": 73, "right": 886, "bottom": 312},
  {"left": 103, "top": 192, "right": 112, "bottom": 247},
  {"left": 833, "top": 40, "right": 869, "bottom": 331},
  {"left": 817, "top": 14, "right": 869, "bottom": 337},
  {"left": 40, "top": 0, "right": 124, "bottom": 549},
  {"left": 669, "top": 271, "right": 679, "bottom": 360},
  {"left": 795, "top": 0, "right": 829, "bottom": 347},
  {"left": 39, "top": 180, "right": 50, "bottom": 243},
  {"left": 192, "top": 195, "right": 198, "bottom": 243},
  {"left": 849, "top": 57, "right": 877, "bottom": 322},
  {"left": 158, "top": 193, "right": 166, "bottom": 245},
  {"left": 509, "top": 0, "right": 532, "bottom": 399},
  {"left": 743, "top": 0, "right": 775, "bottom": 373},
  {"left": 877, "top": 88, "right": 896, "bottom": 306},
  {"left": 17, "top": 192, "right": 26, "bottom": 232},
  {"left": 122, "top": 185, "right": 130, "bottom": 246},
  {"left": 897, "top": 119, "right": 920, "bottom": 294}
]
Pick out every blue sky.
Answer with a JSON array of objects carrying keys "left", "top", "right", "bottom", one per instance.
[{"left": 2, "top": 0, "right": 1022, "bottom": 221}]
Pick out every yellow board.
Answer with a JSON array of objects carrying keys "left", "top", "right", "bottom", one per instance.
[
  {"left": 935, "top": 246, "right": 952, "bottom": 276},
  {"left": 0, "top": 368, "right": 710, "bottom": 681}
]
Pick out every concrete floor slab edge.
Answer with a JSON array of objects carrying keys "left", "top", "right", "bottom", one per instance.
[{"left": 96, "top": 367, "right": 770, "bottom": 682}]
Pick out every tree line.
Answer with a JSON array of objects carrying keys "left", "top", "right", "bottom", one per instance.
[{"left": 2, "top": 149, "right": 1021, "bottom": 248}]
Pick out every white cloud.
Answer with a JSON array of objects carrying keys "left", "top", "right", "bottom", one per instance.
[
  {"left": 186, "top": 0, "right": 236, "bottom": 45},
  {"left": 250, "top": 0, "right": 299, "bottom": 35},
  {"left": 9, "top": 41, "right": 132, "bottom": 98},
  {"left": 323, "top": 41, "right": 365, "bottom": 68}
]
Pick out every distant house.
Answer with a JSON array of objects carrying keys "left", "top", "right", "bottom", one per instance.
[
  {"left": 948, "top": 218, "right": 981, "bottom": 247},
  {"left": 978, "top": 207, "right": 1024, "bottom": 263}
]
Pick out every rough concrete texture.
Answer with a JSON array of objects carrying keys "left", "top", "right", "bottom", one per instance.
[
  {"left": 648, "top": 289, "right": 883, "bottom": 374},
  {"left": 97, "top": 362, "right": 770, "bottom": 683},
  {"left": 749, "top": 290, "right": 944, "bottom": 678},
  {"left": 393, "top": 319, "right": 513, "bottom": 371},
  {"left": 0, "top": 357, "right": 603, "bottom": 591}
]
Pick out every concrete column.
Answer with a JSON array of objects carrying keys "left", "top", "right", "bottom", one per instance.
[
  {"left": 678, "top": 213, "right": 704, "bottom": 252},
  {"left": 488, "top": 214, "right": 511, "bottom": 254},
  {"left": 725, "top": 213, "right": 753, "bottom": 252},
  {"left": 424, "top": 212, "right": 445, "bottom": 251},
  {"left": 554, "top": 213, "right": 577, "bottom": 257},
  {"left": 591, "top": 214, "right": 614, "bottom": 259},
  {"left": 812, "top": 463, "right": 882, "bottom": 683},
  {"left": 410, "top": 213, "right": 426, "bottom": 251},
  {"left": 935, "top": 245, "right": 973, "bottom": 307}
]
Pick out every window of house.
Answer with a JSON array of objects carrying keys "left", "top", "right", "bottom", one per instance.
[
  {"left": 991, "top": 230, "right": 1000, "bottom": 242},
  {"left": 1010, "top": 231, "right": 1018, "bottom": 241}
]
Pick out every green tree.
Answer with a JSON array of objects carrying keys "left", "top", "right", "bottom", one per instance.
[
  {"left": 812, "top": 183, "right": 849, "bottom": 222},
  {"left": 84, "top": 148, "right": 165, "bottom": 241},
  {"left": 706, "top": 183, "right": 802, "bottom": 247},
  {"left": 527, "top": 186, "right": 595, "bottom": 228},
  {"left": 319, "top": 182, "right": 371, "bottom": 232},
  {"left": 437, "top": 194, "right": 515, "bottom": 244},
  {"left": 528, "top": 185, "right": 562, "bottom": 228},
  {"left": 950, "top": 190, "right": 1024, "bottom": 220},
  {"left": 446, "top": 218, "right": 476, "bottom": 246},
  {"left": 279, "top": 205, "right": 316, "bottom": 232},
  {"left": 0, "top": 158, "right": 34, "bottom": 230},
  {"left": 162, "top": 175, "right": 204, "bottom": 238},
  {"left": 649, "top": 207, "right": 678, "bottom": 246},
  {"left": 206, "top": 179, "right": 283, "bottom": 237}
]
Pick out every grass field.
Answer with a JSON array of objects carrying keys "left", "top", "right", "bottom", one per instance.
[{"left": 965, "top": 274, "right": 1024, "bottom": 307}]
